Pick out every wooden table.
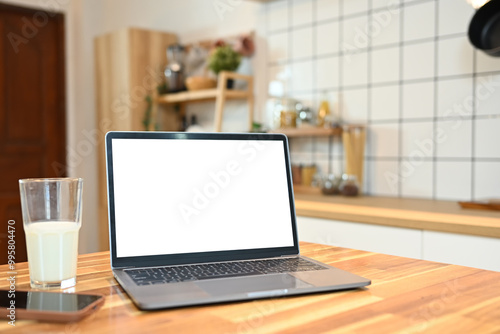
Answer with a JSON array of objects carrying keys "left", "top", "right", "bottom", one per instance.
[{"left": 2, "top": 242, "right": 500, "bottom": 333}]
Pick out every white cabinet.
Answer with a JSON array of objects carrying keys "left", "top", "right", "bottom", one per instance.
[
  {"left": 423, "top": 231, "right": 500, "bottom": 272},
  {"left": 296, "top": 216, "right": 422, "bottom": 259},
  {"left": 297, "top": 216, "right": 500, "bottom": 272}
]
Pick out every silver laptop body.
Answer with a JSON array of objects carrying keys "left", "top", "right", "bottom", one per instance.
[{"left": 105, "top": 131, "right": 370, "bottom": 310}]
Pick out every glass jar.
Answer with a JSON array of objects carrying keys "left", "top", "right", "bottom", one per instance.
[
  {"left": 297, "top": 106, "right": 314, "bottom": 128},
  {"left": 164, "top": 44, "right": 186, "bottom": 92},
  {"left": 280, "top": 110, "right": 297, "bottom": 128},
  {"left": 320, "top": 174, "right": 340, "bottom": 195},
  {"left": 339, "top": 174, "right": 360, "bottom": 196},
  {"left": 301, "top": 164, "right": 317, "bottom": 187},
  {"left": 268, "top": 97, "right": 298, "bottom": 129}
]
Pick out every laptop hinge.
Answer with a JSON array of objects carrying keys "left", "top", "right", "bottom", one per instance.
[{"left": 112, "top": 265, "right": 134, "bottom": 270}]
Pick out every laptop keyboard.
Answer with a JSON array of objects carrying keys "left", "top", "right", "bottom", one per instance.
[{"left": 126, "top": 257, "right": 327, "bottom": 286}]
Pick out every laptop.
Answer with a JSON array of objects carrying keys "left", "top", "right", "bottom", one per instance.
[{"left": 105, "top": 131, "right": 370, "bottom": 310}]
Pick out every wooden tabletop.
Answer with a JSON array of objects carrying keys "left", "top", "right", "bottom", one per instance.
[
  {"left": 2, "top": 242, "right": 500, "bottom": 333},
  {"left": 294, "top": 193, "right": 500, "bottom": 238}
]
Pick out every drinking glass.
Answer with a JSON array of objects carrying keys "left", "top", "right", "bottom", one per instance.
[{"left": 19, "top": 178, "right": 83, "bottom": 289}]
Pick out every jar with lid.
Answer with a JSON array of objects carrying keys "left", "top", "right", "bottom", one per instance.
[
  {"left": 339, "top": 174, "right": 360, "bottom": 196},
  {"left": 268, "top": 97, "right": 298, "bottom": 129},
  {"left": 164, "top": 44, "right": 186, "bottom": 92},
  {"left": 320, "top": 174, "right": 340, "bottom": 195},
  {"left": 297, "top": 104, "right": 314, "bottom": 128},
  {"left": 300, "top": 164, "right": 317, "bottom": 187}
]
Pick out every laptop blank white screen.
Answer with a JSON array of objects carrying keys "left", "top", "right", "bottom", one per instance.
[{"left": 111, "top": 138, "right": 295, "bottom": 258}]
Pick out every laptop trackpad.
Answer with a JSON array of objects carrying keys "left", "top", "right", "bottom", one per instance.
[{"left": 196, "top": 274, "right": 312, "bottom": 296}]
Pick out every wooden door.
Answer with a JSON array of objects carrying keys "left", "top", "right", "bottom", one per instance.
[{"left": 0, "top": 4, "right": 66, "bottom": 264}]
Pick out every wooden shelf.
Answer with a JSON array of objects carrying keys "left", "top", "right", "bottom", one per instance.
[
  {"left": 268, "top": 127, "right": 342, "bottom": 138},
  {"left": 152, "top": 71, "right": 254, "bottom": 132},
  {"left": 293, "top": 185, "right": 322, "bottom": 195},
  {"left": 156, "top": 88, "right": 251, "bottom": 104}
]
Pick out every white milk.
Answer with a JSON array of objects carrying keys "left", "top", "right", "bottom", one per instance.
[{"left": 25, "top": 221, "right": 80, "bottom": 283}]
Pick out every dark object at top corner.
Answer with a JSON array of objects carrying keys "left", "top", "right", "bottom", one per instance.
[{"left": 469, "top": 0, "right": 500, "bottom": 57}]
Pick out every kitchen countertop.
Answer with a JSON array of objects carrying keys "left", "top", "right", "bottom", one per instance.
[{"left": 294, "top": 192, "right": 500, "bottom": 238}]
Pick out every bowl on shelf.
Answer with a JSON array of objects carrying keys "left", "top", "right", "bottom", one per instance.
[{"left": 185, "top": 76, "right": 217, "bottom": 91}]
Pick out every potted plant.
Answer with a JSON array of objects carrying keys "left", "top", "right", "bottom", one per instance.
[{"left": 207, "top": 45, "right": 241, "bottom": 88}]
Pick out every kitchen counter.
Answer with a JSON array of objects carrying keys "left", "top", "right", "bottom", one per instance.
[{"left": 294, "top": 193, "right": 500, "bottom": 238}]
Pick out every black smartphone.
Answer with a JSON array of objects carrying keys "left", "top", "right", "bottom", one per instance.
[{"left": 0, "top": 290, "right": 105, "bottom": 323}]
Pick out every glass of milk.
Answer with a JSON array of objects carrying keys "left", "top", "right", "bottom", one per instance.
[{"left": 19, "top": 178, "right": 83, "bottom": 289}]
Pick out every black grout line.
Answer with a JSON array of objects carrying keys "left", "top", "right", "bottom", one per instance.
[
  {"left": 287, "top": 0, "right": 292, "bottom": 95},
  {"left": 365, "top": 156, "right": 500, "bottom": 162},
  {"left": 364, "top": 113, "right": 500, "bottom": 125},
  {"left": 286, "top": 156, "right": 500, "bottom": 172},
  {"left": 397, "top": 0, "right": 405, "bottom": 197},
  {"left": 268, "top": 33, "right": 470, "bottom": 65},
  {"left": 367, "top": 0, "right": 373, "bottom": 125},
  {"left": 432, "top": 0, "right": 438, "bottom": 200},
  {"left": 366, "top": 0, "right": 373, "bottom": 194},
  {"left": 264, "top": 2, "right": 269, "bottom": 128},
  {"left": 312, "top": 0, "right": 318, "bottom": 169},
  {"left": 400, "top": 0, "right": 435, "bottom": 9},
  {"left": 469, "top": 157, "right": 500, "bottom": 162},
  {"left": 339, "top": 0, "right": 345, "bottom": 175},
  {"left": 267, "top": 67, "right": 500, "bottom": 92},
  {"left": 338, "top": 0, "right": 344, "bottom": 120},
  {"left": 311, "top": 0, "right": 317, "bottom": 101},
  {"left": 471, "top": 48, "right": 477, "bottom": 200},
  {"left": 271, "top": 77, "right": 500, "bottom": 102}
]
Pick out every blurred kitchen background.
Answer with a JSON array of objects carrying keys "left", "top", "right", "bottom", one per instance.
[
  {"left": 265, "top": 0, "right": 499, "bottom": 202},
  {"left": 2, "top": 0, "right": 499, "bottom": 253}
]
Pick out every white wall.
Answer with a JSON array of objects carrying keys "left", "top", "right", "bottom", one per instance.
[
  {"left": 98, "top": 0, "right": 261, "bottom": 42},
  {"left": 67, "top": 0, "right": 105, "bottom": 254}
]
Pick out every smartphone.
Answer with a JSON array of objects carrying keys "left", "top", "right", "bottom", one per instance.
[{"left": 0, "top": 290, "right": 105, "bottom": 323}]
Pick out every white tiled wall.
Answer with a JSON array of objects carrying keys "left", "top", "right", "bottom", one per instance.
[{"left": 263, "top": 0, "right": 500, "bottom": 201}]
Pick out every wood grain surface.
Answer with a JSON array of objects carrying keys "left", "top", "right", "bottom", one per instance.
[{"left": 1, "top": 242, "right": 500, "bottom": 333}]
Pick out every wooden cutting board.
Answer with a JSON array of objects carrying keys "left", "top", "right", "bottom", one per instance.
[{"left": 459, "top": 200, "right": 500, "bottom": 211}]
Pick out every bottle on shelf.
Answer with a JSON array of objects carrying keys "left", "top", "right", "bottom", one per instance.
[{"left": 317, "top": 92, "right": 331, "bottom": 128}]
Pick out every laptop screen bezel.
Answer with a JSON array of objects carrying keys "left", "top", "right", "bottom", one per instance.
[{"left": 105, "top": 131, "right": 300, "bottom": 269}]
